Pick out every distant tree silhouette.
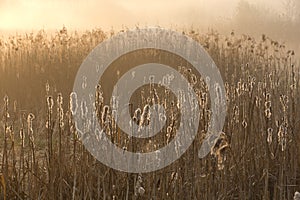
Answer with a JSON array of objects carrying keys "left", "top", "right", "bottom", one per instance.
[
  {"left": 235, "top": 1, "right": 280, "bottom": 36},
  {"left": 282, "top": 0, "right": 298, "bottom": 21},
  {"left": 234, "top": 0, "right": 300, "bottom": 47}
]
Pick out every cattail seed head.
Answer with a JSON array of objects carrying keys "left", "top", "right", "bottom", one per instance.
[
  {"left": 139, "top": 104, "right": 151, "bottom": 128},
  {"left": 4, "top": 95, "right": 9, "bottom": 106},
  {"left": 57, "top": 93, "right": 63, "bottom": 105},
  {"left": 242, "top": 120, "right": 247, "bottom": 128},
  {"left": 101, "top": 105, "right": 110, "bottom": 125},
  {"left": 57, "top": 93, "right": 64, "bottom": 128},
  {"left": 45, "top": 81, "right": 50, "bottom": 94},
  {"left": 82, "top": 76, "right": 87, "bottom": 89},
  {"left": 27, "top": 113, "right": 35, "bottom": 144},
  {"left": 133, "top": 108, "right": 142, "bottom": 124},
  {"left": 70, "top": 92, "right": 78, "bottom": 115},
  {"left": 190, "top": 73, "right": 197, "bottom": 86},
  {"left": 80, "top": 100, "right": 88, "bottom": 119},
  {"left": 294, "top": 191, "right": 300, "bottom": 200},
  {"left": 159, "top": 113, "right": 166, "bottom": 122},
  {"left": 47, "top": 96, "right": 54, "bottom": 113},
  {"left": 265, "top": 101, "right": 271, "bottom": 109},
  {"left": 265, "top": 108, "right": 271, "bottom": 119},
  {"left": 267, "top": 128, "right": 273, "bottom": 144}
]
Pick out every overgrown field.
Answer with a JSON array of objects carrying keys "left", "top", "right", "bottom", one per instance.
[{"left": 0, "top": 27, "right": 299, "bottom": 199}]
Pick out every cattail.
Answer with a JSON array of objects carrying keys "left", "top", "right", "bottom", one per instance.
[
  {"left": 177, "top": 89, "right": 186, "bottom": 109},
  {"left": 267, "top": 128, "right": 273, "bottom": 145},
  {"left": 111, "top": 95, "right": 118, "bottom": 110},
  {"left": 45, "top": 97, "right": 52, "bottom": 130},
  {"left": 265, "top": 93, "right": 271, "bottom": 101},
  {"left": 19, "top": 128, "right": 25, "bottom": 148},
  {"left": 70, "top": 92, "right": 78, "bottom": 115},
  {"left": 13, "top": 100, "right": 17, "bottom": 113},
  {"left": 241, "top": 82, "right": 247, "bottom": 92},
  {"left": 133, "top": 108, "right": 141, "bottom": 124},
  {"left": 264, "top": 101, "right": 271, "bottom": 109},
  {"left": 294, "top": 191, "right": 300, "bottom": 200},
  {"left": 57, "top": 93, "right": 64, "bottom": 128},
  {"left": 135, "top": 174, "right": 145, "bottom": 196},
  {"left": 82, "top": 76, "right": 87, "bottom": 89},
  {"left": 155, "top": 150, "right": 161, "bottom": 167},
  {"left": 27, "top": 113, "right": 35, "bottom": 139},
  {"left": 3, "top": 95, "right": 9, "bottom": 120},
  {"left": 265, "top": 98, "right": 272, "bottom": 119},
  {"left": 174, "top": 139, "right": 181, "bottom": 157},
  {"left": 278, "top": 123, "right": 288, "bottom": 151},
  {"left": 101, "top": 105, "right": 110, "bottom": 125},
  {"left": 214, "top": 83, "right": 222, "bottom": 113},
  {"left": 265, "top": 108, "right": 271, "bottom": 119},
  {"left": 45, "top": 81, "right": 50, "bottom": 94},
  {"left": 137, "top": 186, "right": 145, "bottom": 195},
  {"left": 233, "top": 106, "right": 239, "bottom": 123},
  {"left": 146, "top": 97, "right": 151, "bottom": 105},
  {"left": 149, "top": 75, "right": 155, "bottom": 86},
  {"left": 159, "top": 113, "right": 166, "bottom": 122},
  {"left": 152, "top": 88, "right": 160, "bottom": 105},
  {"left": 47, "top": 96, "right": 54, "bottom": 114},
  {"left": 80, "top": 100, "right": 88, "bottom": 119},
  {"left": 166, "top": 126, "right": 172, "bottom": 135},
  {"left": 255, "top": 96, "right": 260, "bottom": 107},
  {"left": 3, "top": 95, "right": 8, "bottom": 106},
  {"left": 166, "top": 126, "right": 172, "bottom": 143},
  {"left": 168, "top": 73, "right": 174, "bottom": 83},
  {"left": 242, "top": 120, "right": 247, "bottom": 128},
  {"left": 280, "top": 95, "right": 288, "bottom": 112},
  {"left": 236, "top": 81, "right": 242, "bottom": 96},
  {"left": 250, "top": 77, "right": 255, "bottom": 91},
  {"left": 6, "top": 126, "right": 13, "bottom": 142},
  {"left": 162, "top": 75, "right": 168, "bottom": 86},
  {"left": 190, "top": 73, "right": 197, "bottom": 86},
  {"left": 27, "top": 113, "right": 36, "bottom": 166},
  {"left": 95, "top": 85, "right": 104, "bottom": 116},
  {"left": 211, "top": 132, "right": 229, "bottom": 170},
  {"left": 139, "top": 104, "right": 151, "bottom": 130},
  {"left": 205, "top": 76, "right": 210, "bottom": 90},
  {"left": 200, "top": 93, "right": 207, "bottom": 109}
]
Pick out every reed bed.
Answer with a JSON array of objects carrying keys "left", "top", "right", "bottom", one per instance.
[{"left": 0, "top": 27, "right": 299, "bottom": 199}]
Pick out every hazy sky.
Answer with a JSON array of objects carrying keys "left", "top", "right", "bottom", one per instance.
[{"left": 0, "top": 0, "right": 284, "bottom": 31}]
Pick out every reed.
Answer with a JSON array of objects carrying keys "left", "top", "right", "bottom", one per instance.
[{"left": 0, "top": 27, "right": 299, "bottom": 199}]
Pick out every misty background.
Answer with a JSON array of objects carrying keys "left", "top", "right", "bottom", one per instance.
[{"left": 0, "top": 0, "right": 300, "bottom": 51}]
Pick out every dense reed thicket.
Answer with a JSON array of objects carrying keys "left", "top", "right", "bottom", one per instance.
[{"left": 0, "top": 27, "right": 299, "bottom": 199}]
